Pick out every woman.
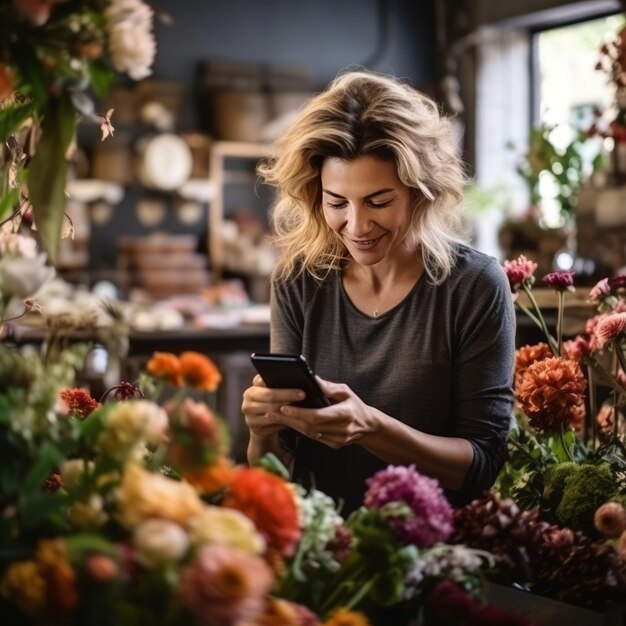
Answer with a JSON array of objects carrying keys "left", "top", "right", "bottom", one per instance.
[{"left": 242, "top": 70, "right": 515, "bottom": 514}]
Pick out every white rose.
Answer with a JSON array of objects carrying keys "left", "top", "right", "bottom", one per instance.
[{"left": 133, "top": 519, "right": 190, "bottom": 568}]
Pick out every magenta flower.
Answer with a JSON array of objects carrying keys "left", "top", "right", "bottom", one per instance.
[
  {"left": 363, "top": 465, "right": 453, "bottom": 548},
  {"left": 543, "top": 270, "right": 575, "bottom": 291},
  {"left": 503, "top": 255, "right": 538, "bottom": 292},
  {"left": 611, "top": 275, "right": 626, "bottom": 290}
]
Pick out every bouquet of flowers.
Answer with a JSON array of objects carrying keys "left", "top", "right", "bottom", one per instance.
[
  {"left": 0, "top": 0, "right": 157, "bottom": 262},
  {"left": 0, "top": 283, "right": 535, "bottom": 626},
  {"left": 453, "top": 255, "right": 626, "bottom": 612}
]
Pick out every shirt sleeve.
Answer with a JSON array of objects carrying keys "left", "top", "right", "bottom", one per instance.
[
  {"left": 270, "top": 277, "right": 304, "bottom": 354},
  {"left": 451, "top": 260, "right": 516, "bottom": 503}
]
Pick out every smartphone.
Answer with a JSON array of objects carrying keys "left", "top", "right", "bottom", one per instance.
[{"left": 250, "top": 353, "right": 331, "bottom": 408}]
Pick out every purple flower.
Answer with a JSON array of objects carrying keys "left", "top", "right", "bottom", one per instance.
[
  {"left": 363, "top": 465, "right": 453, "bottom": 548},
  {"left": 543, "top": 270, "right": 575, "bottom": 291},
  {"left": 611, "top": 275, "right": 626, "bottom": 290}
]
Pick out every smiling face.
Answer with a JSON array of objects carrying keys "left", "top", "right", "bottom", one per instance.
[{"left": 320, "top": 155, "right": 417, "bottom": 268}]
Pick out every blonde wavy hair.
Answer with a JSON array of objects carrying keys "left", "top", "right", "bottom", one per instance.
[{"left": 259, "top": 70, "right": 468, "bottom": 284}]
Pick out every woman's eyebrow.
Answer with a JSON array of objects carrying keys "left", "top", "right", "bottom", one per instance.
[{"left": 322, "top": 187, "right": 395, "bottom": 199}]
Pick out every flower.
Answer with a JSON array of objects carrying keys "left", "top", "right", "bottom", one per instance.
[
  {"left": 594, "top": 311, "right": 626, "bottom": 350},
  {"left": 322, "top": 608, "right": 372, "bottom": 626},
  {"left": 180, "top": 350, "right": 223, "bottom": 391},
  {"left": 363, "top": 464, "right": 453, "bottom": 548},
  {"left": 133, "top": 518, "right": 190, "bottom": 568},
  {"left": 503, "top": 255, "right": 537, "bottom": 291},
  {"left": 58, "top": 387, "right": 100, "bottom": 419},
  {"left": 543, "top": 269, "right": 575, "bottom": 291},
  {"left": 178, "top": 544, "right": 274, "bottom": 626},
  {"left": 594, "top": 501, "right": 626, "bottom": 538},
  {"left": 146, "top": 350, "right": 183, "bottom": 385},
  {"left": 224, "top": 467, "right": 301, "bottom": 556},
  {"left": 516, "top": 356, "right": 586, "bottom": 432},
  {"left": 0, "top": 0, "right": 156, "bottom": 261}
]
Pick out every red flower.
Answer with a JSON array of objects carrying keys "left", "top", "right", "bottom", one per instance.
[
  {"left": 59, "top": 388, "right": 100, "bottom": 419},
  {"left": 224, "top": 467, "right": 301, "bottom": 556},
  {"left": 516, "top": 356, "right": 586, "bottom": 432}
]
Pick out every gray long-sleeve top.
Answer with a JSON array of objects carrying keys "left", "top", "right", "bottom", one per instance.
[{"left": 271, "top": 244, "right": 516, "bottom": 513}]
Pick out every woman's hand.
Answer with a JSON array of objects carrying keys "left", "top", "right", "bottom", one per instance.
[
  {"left": 241, "top": 374, "right": 306, "bottom": 440},
  {"left": 278, "top": 377, "right": 378, "bottom": 448}
]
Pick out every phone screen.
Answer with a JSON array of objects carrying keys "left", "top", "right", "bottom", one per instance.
[{"left": 250, "top": 353, "right": 330, "bottom": 408}]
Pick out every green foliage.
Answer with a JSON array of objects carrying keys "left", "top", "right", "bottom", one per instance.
[{"left": 555, "top": 463, "right": 616, "bottom": 535}]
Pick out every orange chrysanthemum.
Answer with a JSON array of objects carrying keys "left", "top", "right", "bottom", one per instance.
[
  {"left": 183, "top": 456, "right": 236, "bottom": 495},
  {"left": 515, "top": 342, "right": 553, "bottom": 388},
  {"left": 224, "top": 467, "right": 301, "bottom": 556},
  {"left": 179, "top": 351, "right": 223, "bottom": 391},
  {"left": 516, "top": 356, "right": 586, "bottom": 432},
  {"left": 146, "top": 351, "right": 182, "bottom": 386},
  {"left": 59, "top": 387, "right": 100, "bottom": 419},
  {"left": 322, "top": 608, "right": 373, "bottom": 626}
]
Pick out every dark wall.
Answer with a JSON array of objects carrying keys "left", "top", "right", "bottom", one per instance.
[
  {"left": 151, "top": 0, "right": 437, "bottom": 115},
  {"left": 88, "top": 0, "right": 437, "bottom": 279}
]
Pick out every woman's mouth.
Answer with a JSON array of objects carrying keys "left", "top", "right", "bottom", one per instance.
[{"left": 350, "top": 235, "right": 383, "bottom": 251}]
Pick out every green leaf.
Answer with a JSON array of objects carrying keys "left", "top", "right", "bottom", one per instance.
[
  {"left": 21, "top": 440, "right": 65, "bottom": 492},
  {"left": 0, "top": 101, "right": 36, "bottom": 143},
  {"left": 88, "top": 60, "right": 115, "bottom": 100},
  {"left": 28, "top": 94, "right": 76, "bottom": 264},
  {"left": 19, "top": 491, "right": 70, "bottom": 528}
]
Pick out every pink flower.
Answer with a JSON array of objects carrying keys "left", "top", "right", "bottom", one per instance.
[
  {"left": 563, "top": 335, "right": 592, "bottom": 361},
  {"left": 13, "top": 0, "right": 59, "bottom": 26},
  {"left": 594, "top": 312, "right": 626, "bottom": 350},
  {"left": 363, "top": 465, "right": 453, "bottom": 548},
  {"left": 503, "top": 255, "right": 538, "bottom": 292},
  {"left": 182, "top": 398, "right": 219, "bottom": 440},
  {"left": 178, "top": 544, "right": 273, "bottom": 626},
  {"left": 85, "top": 554, "right": 118, "bottom": 582},
  {"left": 588, "top": 278, "right": 610, "bottom": 303},
  {"left": 611, "top": 275, "right": 626, "bottom": 290},
  {"left": 543, "top": 270, "right": 575, "bottom": 291},
  {"left": 594, "top": 502, "right": 626, "bottom": 538}
]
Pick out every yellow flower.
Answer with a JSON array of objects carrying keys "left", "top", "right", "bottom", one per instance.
[
  {"left": 116, "top": 463, "right": 204, "bottom": 528},
  {"left": 189, "top": 505, "right": 266, "bottom": 555},
  {"left": 0, "top": 561, "right": 46, "bottom": 616}
]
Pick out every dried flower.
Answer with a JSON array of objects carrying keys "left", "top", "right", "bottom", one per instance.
[
  {"left": 178, "top": 544, "right": 273, "bottom": 626},
  {"left": 594, "top": 502, "right": 626, "bottom": 538},
  {"left": 224, "top": 467, "right": 301, "bottom": 556},
  {"left": 543, "top": 270, "right": 575, "bottom": 291},
  {"left": 363, "top": 465, "right": 453, "bottom": 548},
  {"left": 516, "top": 356, "right": 586, "bottom": 432}
]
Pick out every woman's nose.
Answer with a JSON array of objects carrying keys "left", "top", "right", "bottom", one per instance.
[{"left": 346, "top": 204, "right": 372, "bottom": 235}]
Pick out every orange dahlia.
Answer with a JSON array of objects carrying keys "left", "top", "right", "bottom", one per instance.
[
  {"left": 179, "top": 351, "right": 223, "bottom": 392},
  {"left": 224, "top": 467, "right": 301, "bottom": 556},
  {"left": 515, "top": 342, "right": 553, "bottom": 388},
  {"left": 516, "top": 356, "right": 586, "bottom": 432},
  {"left": 146, "top": 351, "right": 182, "bottom": 386}
]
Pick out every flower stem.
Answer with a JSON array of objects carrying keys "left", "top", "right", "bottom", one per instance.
[
  {"left": 520, "top": 284, "right": 559, "bottom": 356},
  {"left": 556, "top": 427, "right": 574, "bottom": 463},
  {"left": 556, "top": 291, "right": 565, "bottom": 356}
]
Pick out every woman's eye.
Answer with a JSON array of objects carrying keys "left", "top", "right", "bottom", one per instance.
[
  {"left": 325, "top": 201, "right": 347, "bottom": 209},
  {"left": 369, "top": 200, "right": 392, "bottom": 208}
]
